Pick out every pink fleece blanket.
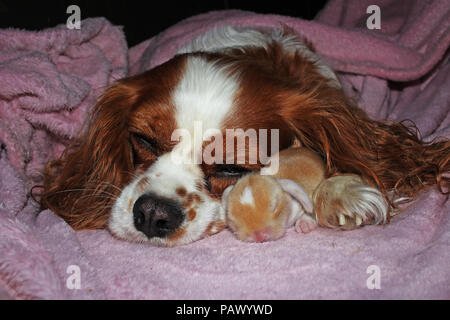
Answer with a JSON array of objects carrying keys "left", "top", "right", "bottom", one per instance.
[{"left": 1, "top": 0, "right": 449, "bottom": 299}]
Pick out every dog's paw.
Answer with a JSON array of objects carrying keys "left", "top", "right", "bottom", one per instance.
[{"left": 312, "top": 174, "right": 388, "bottom": 230}]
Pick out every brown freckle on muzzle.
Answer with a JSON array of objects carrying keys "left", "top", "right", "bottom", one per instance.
[
  {"left": 167, "top": 227, "right": 186, "bottom": 242},
  {"left": 176, "top": 186, "right": 187, "bottom": 197},
  {"left": 188, "top": 208, "right": 196, "bottom": 221},
  {"left": 192, "top": 193, "right": 203, "bottom": 203},
  {"left": 182, "top": 192, "right": 203, "bottom": 208}
]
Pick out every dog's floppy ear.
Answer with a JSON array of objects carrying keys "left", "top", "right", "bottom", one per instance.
[
  {"left": 40, "top": 81, "right": 139, "bottom": 230},
  {"left": 277, "top": 178, "right": 313, "bottom": 213}
]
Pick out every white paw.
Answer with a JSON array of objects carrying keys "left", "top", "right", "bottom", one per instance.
[{"left": 314, "top": 175, "right": 388, "bottom": 230}]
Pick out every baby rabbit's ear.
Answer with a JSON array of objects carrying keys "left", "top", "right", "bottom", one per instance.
[
  {"left": 277, "top": 179, "right": 314, "bottom": 213},
  {"left": 221, "top": 185, "right": 234, "bottom": 212}
]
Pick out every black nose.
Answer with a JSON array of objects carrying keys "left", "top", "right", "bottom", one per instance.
[{"left": 133, "top": 193, "right": 184, "bottom": 238}]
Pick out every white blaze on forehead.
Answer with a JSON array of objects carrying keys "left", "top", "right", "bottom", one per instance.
[
  {"left": 172, "top": 56, "right": 239, "bottom": 145},
  {"left": 240, "top": 186, "right": 255, "bottom": 206}
]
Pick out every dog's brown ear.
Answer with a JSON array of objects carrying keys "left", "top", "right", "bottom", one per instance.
[
  {"left": 40, "top": 81, "right": 138, "bottom": 230},
  {"left": 277, "top": 84, "right": 450, "bottom": 201}
]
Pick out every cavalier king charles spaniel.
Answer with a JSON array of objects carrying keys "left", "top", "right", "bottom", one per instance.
[{"left": 40, "top": 26, "right": 450, "bottom": 246}]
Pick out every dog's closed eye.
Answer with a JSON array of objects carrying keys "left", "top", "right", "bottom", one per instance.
[
  {"left": 132, "top": 133, "right": 161, "bottom": 155},
  {"left": 213, "top": 165, "right": 251, "bottom": 178},
  {"left": 204, "top": 165, "right": 252, "bottom": 194}
]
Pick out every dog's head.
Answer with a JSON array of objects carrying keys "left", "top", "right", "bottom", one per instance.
[
  {"left": 40, "top": 27, "right": 366, "bottom": 246},
  {"left": 91, "top": 49, "right": 307, "bottom": 246}
]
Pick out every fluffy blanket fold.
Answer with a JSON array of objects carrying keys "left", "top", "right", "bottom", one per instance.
[{"left": 1, "top": 0, "right": 449, "bottom": 299}]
